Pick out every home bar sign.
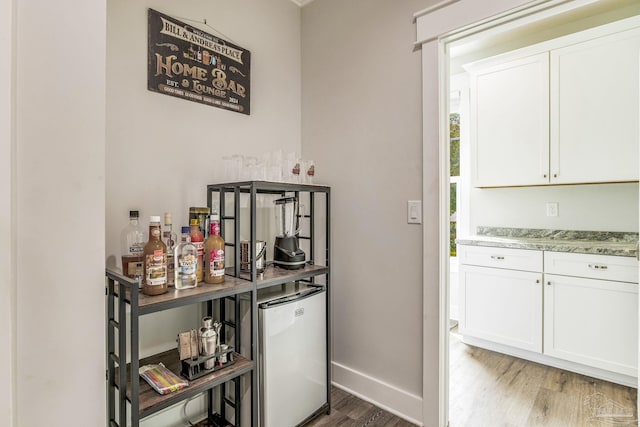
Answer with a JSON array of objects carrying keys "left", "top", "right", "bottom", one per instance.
[{"left": 148, "top": 8, "right": 251, "bottom": 114}]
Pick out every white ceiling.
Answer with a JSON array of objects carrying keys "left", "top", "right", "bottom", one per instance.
[{"left": 289, "top": 0, "right": 317, "bottom": 7}]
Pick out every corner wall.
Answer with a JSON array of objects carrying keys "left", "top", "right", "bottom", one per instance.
[
  {"left": 0, "top": 0, "right": 15, "bottom": 425},
  {"left": 15, "top": 0, "right": 106, "bottom": 425},
  {"left": 301, "top": 0, "right": 438, "bottom": 422}
]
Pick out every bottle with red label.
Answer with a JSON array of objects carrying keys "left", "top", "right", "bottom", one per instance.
[
  {"left": 204, "top": 214, "right": 225, "bottom": 284},
  {"left": 143, "top": 215, "right": 168, "bottom": 296},
  {"left": 190, "top": 219, "right": 204, "bottom": 283}
]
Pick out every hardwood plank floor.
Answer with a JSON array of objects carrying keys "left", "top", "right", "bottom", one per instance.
[
  {"left": 308, "top": 386, "right": 417, "bottom": 427},
  {"left": 450, "top": 327, "right": 638, "bottom": 427}
]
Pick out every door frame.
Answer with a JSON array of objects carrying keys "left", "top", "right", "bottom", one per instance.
[{"left": 427, "top": 1, "right": 639, "bottom": 426}]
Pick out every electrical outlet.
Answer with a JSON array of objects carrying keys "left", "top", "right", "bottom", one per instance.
[{"left": 546, "top": 202, "right": 559, "bottom": 217}]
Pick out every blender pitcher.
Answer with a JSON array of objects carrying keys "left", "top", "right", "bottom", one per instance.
[{"left": 273, "top": 197, "right": 306, "bottom": 269}]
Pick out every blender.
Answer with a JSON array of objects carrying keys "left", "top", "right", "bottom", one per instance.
[{"left": 273, "top": 196, "right": 306, "bottom": 269}]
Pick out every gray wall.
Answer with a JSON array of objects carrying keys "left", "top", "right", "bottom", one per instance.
[
  {"left": 107, "top": 0, "right": 301, "bottom": 424},
  {"left": 302, "top": 0, "right": 437, "bottom": 420}
]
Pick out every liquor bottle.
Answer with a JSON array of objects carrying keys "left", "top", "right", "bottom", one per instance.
[
  {"left": 204, "top": 214, "right": 225, "bottom": 284},
  {"left": 190, "top": 219, "right": 204, "bottom": 283},
  {"left": 143, "top": 215, "right": 168, "bottom": 296},
  {"left": 121, "top": 210, "right": 145, "bottom": 288},
  {"left": 175, "top": 226, "right": 198, "bottom": 290},
  {"left": 163, "top": 213, "right": 177, "bottom": 287}
]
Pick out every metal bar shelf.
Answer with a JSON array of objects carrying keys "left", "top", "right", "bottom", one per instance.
[
  {"left": 207, "top": 180, "right": 330, "bottom": 194},
  {"left": 114, "top": 349, "right": 254, "bottom": 419}
]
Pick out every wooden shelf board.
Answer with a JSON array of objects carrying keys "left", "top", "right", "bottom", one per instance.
[
  {"left": 229, "top": 263, "right": 328, "bottom": 290},
  {"left": 120, "top": 277, "right": 254, "bottom": 314},
  {"left": 116, "top": 349, "right": 254, "bottom": 419}
]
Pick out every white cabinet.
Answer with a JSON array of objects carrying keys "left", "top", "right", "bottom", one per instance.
[
  {"left": 469, "top": 53, "right": 549, "bottom": 187},
  {"left": 550, "top": 28, "right": 640, "bottom": 184},
  {"left": 467, "top": 22, "right": 640, "bottom": 188},
  {"left": 458, "top": 246, "right": 543, "bottom": 352},
  {"left": 458, "top": 245, "right": 638, "bottom": 380},
  {"left": 543, "top": 252, "right": 638, "bottom": 377}
]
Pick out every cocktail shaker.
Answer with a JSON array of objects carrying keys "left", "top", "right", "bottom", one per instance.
[{"left": 199, "top": 316, "right": 217, "bottom": 369}]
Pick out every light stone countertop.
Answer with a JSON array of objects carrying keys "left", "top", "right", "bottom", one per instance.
[{"left": 456, "top": 227, "right": 639, "bottom": 258}]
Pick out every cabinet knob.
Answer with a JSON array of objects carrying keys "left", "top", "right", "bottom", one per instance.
[
  {"left": 553, "top": 174, "right": 558, "bottom": 178},
  {"left": 536, "top": 279, "right": 540, "bottom": 284},
  {"left": 543, "top": 174, "right": 547, "bottom": 178},
  {"left": 547, "top": 281, "right": 552, "bottom": 286}
]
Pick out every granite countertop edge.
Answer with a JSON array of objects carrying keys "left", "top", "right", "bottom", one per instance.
[{"left": 456, "top": 228, "right": 639, "bottom": 258}]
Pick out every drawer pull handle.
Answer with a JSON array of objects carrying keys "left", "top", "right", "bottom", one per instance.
[
  {"left": 588, "top": 264, "right": 608, "bottom": 270},
  {"left": 491, "top": 255, "right": 505, "bottom": 260}
]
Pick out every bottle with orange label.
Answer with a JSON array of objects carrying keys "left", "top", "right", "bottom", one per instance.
[
  {"left": 143, "top": 215, "right": 168, "bottom": 296},
  {"left": 190, "top": 219, "right": 204, "bottom": 283},
  {"left": 204, "top": 214, "right": 225, "bottom": 284}
]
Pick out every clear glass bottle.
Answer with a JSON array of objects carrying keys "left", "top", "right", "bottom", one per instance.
[
  {"left": 121, "top": 210, "right": 145, "bottom": 288},
  {"left": 163, "top": 213, "right": 177, "bottom": 287},
  {"left": 143, "top": 215, "right": 168, "bottom": 296},
  {"left": 204, "top": 214, "right": 225, "bottom": 284},
  {"left": 190, "top": 219, "right": 205, "bottom": 283},
  {"left": 175, "top": 226, "right": 198, "bottom": 290}
]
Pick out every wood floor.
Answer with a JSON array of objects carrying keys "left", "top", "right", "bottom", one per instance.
[
  {"left": 308, "top": 386, "right": 417, "bottom": 427},
  {"left": 450, "top": 327, "right": 638, "bottom": 427}
]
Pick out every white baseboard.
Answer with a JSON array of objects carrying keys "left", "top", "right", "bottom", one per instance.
[{"left": 331, "top": 361, "right": 424, "bottom": 426}]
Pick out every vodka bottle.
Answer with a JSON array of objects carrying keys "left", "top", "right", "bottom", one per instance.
[{"left": 175, "top": 226, "right": 198, "bottom": 290}]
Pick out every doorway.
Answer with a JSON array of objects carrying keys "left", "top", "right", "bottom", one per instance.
[{"left": 433, "top": 1, "right": 640, "bottom": 426}]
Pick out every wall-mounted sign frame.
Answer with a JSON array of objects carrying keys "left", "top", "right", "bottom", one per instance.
[{"left": 147, "top": 8, "right": 251, "bottom": 115}]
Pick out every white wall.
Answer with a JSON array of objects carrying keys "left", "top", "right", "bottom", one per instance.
[
  {"left": 107, "top": 1, "right": 301, "bottom": 425},
  {"left": 0, "top": 0, "right": 15, "bottom": 426},
  {"left": 15, "top": 0, "right": 106, "bottom": 426},
  {"left": 301, "top": 0, "right": 436, "bottom": 422},
  {"left": 469, "top": 183, "right": 639, "bottom": 233}
]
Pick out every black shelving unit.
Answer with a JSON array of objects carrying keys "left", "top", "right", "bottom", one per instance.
[
  {"left": 106, "top": 180, "right": 330, "bottom": 427},
  {"left": 207, "top": 181, "right": 331, "bottom": 425}
]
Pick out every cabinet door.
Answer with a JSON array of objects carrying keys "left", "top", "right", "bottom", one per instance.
[
  {"left": 544, "top": 274, "right": 638, "bottom": 377},
  {"left": 470, "top": 52, "right": 549, "bottom": 187},
  {"left": 550, "top": 28, "right": 640, "bottom": 184},
  {"left": 459, "top": 265, "right": 542, "bottom": 352}
]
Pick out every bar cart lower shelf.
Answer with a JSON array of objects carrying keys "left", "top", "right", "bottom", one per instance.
[{"left": 116, "top": 349, "right": 254, "bottom": 418}]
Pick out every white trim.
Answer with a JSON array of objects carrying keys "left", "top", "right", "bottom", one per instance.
[
  {"left": 413, "top": 0, "right": 461, "bottom": 22},
  {"left": 331, "top": 361, "right": 424, "bottom": 426},
  {"left": 437, "top": 40, "right": 450, "bottom": 427},
  {"left": 461, "top": 335, "right": 638, "bottom": 388}
]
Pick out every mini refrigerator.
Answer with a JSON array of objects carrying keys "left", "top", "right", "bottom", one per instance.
[{"left": 258, "top": 285, "right": 327, "bottom": 427}]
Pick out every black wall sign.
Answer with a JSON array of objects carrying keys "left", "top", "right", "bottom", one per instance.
[{"left": 148, "top": 8, "right": 251, "bottom": 115}]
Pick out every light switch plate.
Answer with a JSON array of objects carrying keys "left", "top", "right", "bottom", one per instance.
[{"left": 408, "top": 200, "right": 422, "bottom": 224}]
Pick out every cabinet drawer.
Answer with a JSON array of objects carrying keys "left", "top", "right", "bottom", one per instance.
[
  {"left": 458, "top": 245, "right": 542, "bottom": 272},
  {"left": 544, "top": 252, "right": 638, "bottom": 283}
]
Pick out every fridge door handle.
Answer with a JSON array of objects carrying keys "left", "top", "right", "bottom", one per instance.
[{"left": 259, "top": 287, "right": 325, "bottom": 309}]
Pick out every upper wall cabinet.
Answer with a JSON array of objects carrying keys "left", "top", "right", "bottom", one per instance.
[
  {"left": 466, "top": 20, "right": 640, "bottom": 188},
  {"left": 550, "top": 29, "right": 640, "bottom": 184},
  {"left": 470, "top": 53, "right": 549, "bottom": 187}
]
